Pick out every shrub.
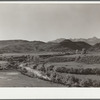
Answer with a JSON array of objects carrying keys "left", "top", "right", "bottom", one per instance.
[
  {"left": 56, "top": 67, "right": 100, "bottom": 75},
  {"left": 94, "top": 68, "right": 100, "bottom": 75},
  {"left": 47, "top": 65, "right": 55, "bottom": 71},
  {"left": 32, "top": 64, "right": 38, "bottom": 69},
  {"left": 65, "top": 75, "right": 80, "bottom": 86},
  {"left": 92, "top": 80, "right": 100, "bottom": 87},
  {"left": 18, "top": 65, "right": 100, "bottom": 87},
  {"left": 56, "top": 67, "right": 67, "bottom": 73},
  {"left": 38, "top": 65, "right": 46, "bottom": 72},
  {"left": 76, "top": 55, "right": 100, "bottom": 64},
  {"left": 79, "top": 78, "right": 93, "bottom": 87},
  {"left": 47, "top": 56, "right": 75, "bottom": 63},
  {"left": 21, "top": 68, "right": 28, "bottom": 73}
]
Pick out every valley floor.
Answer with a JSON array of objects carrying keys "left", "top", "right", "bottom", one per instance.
[
  {"left": 0, "top": 52, "right": 100, "bottom": 87},
  {"left": 0, "top": 70, "right": 64, "bottom": 87}
]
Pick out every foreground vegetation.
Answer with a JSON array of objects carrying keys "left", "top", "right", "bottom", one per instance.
[
  {"left": 18, "top": 65, "right": 100, "bottom": 87},
  {"left": 76, "top": 55, "right": 100, "bottom": 64},
  {"left": 56, "top": 67, "right": 100, "bottom": 75},
  {"left": 0, "top": 52, "right": 100, "bottom": 87}
]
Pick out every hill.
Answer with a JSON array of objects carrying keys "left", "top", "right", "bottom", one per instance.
[
  {"left": 0, "top": 40, "right": 46, "bottom": 53},
  {"left": 71, "top": 37, "right": 100, "bottom": 45},
  {"left": 88, "top": 43, "right": 100, "bottom": 52},
  {"left": 0, "top": 40, "right": 29, "bottom": 48},
  {"left": 59, "top": 40, "right": 91, "bottom": 50},
  {"left": 0, "top": 39, "right": 91, "bottom": 53},
  {"left": 48, "top": 38, "right": 66, "bottom": 43}
]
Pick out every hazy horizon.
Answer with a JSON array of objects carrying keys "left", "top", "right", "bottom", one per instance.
[
  {"left": 0, "top": 4, "right": 100, "bottom": 42},
  {"left": 0, "top": 36, "right": 98, "bottom": 42}
]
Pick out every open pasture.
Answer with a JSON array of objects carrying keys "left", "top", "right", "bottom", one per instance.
[
  {"left": 0, "top": 70, "right": 64, "bottom": 87},
  {"left": 0, "top": 52, "right": 100, "bottom": 87}
]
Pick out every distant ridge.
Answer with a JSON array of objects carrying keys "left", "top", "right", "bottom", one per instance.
[
  {"left": 0, "top": 39, "right": 91, "bottom": 53},
  {"left": 0, "top": 36, "right": 100, "bottom": 53},
  {"left": 71, "top": 37, "right": 100, "bottom": 45},
  {"left": 48, "top": 38, "right": 66, "bottom": 43},
  {"left": 88, "top": 43, "right": 100, "bottom": 52}
]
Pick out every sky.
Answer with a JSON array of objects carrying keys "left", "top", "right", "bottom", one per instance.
[{"left": 0, "top": 3, "right": 100, "bottom": 42}]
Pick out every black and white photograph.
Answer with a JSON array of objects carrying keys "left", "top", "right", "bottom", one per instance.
[{"left": 0, "top": 2, "right": 100, "bottom": 87}]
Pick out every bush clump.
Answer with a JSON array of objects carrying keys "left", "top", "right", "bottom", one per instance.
[
  {"left": 76, "top": 55, "right": 100, "bottom": 64},
  {"left": 47, "top": 56, "right": 75, "bottom": 62},
  {"left": 18, "top": 64, "right": 100, "bottom": 87},
  {"left": 49, "top": 72, "right": 100, "bottom": 87},
  {"left": 56, "top": 67, "right": 100, "bottom": 75}
]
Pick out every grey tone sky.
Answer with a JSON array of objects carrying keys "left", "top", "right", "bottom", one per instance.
[{"left": 0, "top": 4, "right": 100, "bottom": 42}]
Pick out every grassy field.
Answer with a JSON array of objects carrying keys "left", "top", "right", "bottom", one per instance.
[
  {"left": 46, "top": 61, "right": 100, "bottom": 80},
  {"left": 0, "top": 52, "right": 100, "bottom": 87},
  {"left": 0, "top": 70, "right": 64, "bottom": 87},
  {"left": 1, "top": 52, "right": 60, "bottom": 56}
]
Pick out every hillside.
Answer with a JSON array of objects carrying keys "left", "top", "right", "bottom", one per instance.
[
  {"left": 0, "top": 39, "right": 91, "bottom": 53},
  {"left": 59, "top": 40, "right": 91, "bottom": 50},
  {"left": 71, "top": 37, "right": 100, "bottom": 45},
  {"left": 0, "top": 40, "right": 46, "bottom": 53},
  {"left": 88, "top": 43, "right": 100, "bottom": 52},
  {"left": 48, "top": 38, "right": 66, "bottom": 43},
  {"left": 50, "top": 37, "right": 100, "bottom": 45},
  {"left": 0, "top": 40, "right": 29, "bottom": 48}
]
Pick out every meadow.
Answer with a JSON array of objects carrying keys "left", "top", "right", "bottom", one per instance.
[{"left": 0, "top": 52, "right": 100, "bottom": 87}]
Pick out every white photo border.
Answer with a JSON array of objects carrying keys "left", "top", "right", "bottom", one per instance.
[{"left": 0, "top": 1, "right": 100, "bottom": 99}]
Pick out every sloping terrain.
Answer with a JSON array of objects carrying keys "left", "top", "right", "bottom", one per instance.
[
  {"left": 0, "top": 40, "right": 46, "bottom": 53},
  {"left": 48, "top": 38, "right": 66, "bottom": 43},
  {"left": 0, "top": 71, "right": 64, "bottom": 87},
  {"left": 59, "top": 40, "right": 91, "bottom": 50},
  {"left": 88, "top": 43, "right": 100, "bottom": 52},
  {"left": 0, "top": 40, "right": 29, "bottom": 48},
  {"left": 71, "top": 37, "right": 100, "bottom": 45},
  {"left": 50, "top": 37, "right": 100, "bottom": 45},
  {"left": 0, "top": 39, "right": 91, "bottom": 53}
]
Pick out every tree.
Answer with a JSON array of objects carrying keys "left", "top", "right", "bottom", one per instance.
[{"left": 81, "top": 48, "right": 87, "bottom": 55}]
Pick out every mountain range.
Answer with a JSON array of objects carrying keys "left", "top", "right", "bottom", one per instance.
[
  {"left": 71, "top": 37, "right": 100, "bottom": 45},
  {"left": 0, "top": 37, "right": 100, "bottom": 53},
  {"left": 50, "top": 37, "right": 100, "bottom": 45}
]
